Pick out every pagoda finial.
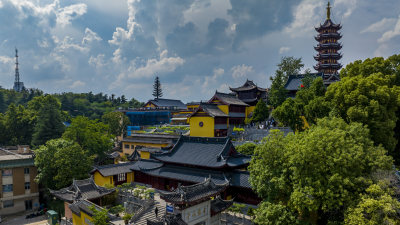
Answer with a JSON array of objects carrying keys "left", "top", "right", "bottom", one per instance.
[{"left": 326, "top": 2, "right": 331, "bottom": 20}]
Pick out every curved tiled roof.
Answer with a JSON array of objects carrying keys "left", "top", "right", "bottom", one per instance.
[
  {"left": 152, "top": 136, "right": 250, "bottom": 169},
  {"left": 209, "top": 91, "right": 248, "bottom": 106},
  {"left": 160, "top": 178, "right": 228, "bottom": 205},
  {"left": 50, "top": 177, "right": 115, "bottom": 202},
  {"left": 91, "top": 161, "right": 136, "bottom": 177},
  {"left": 230, "top": 80, "right": 267, "bottom": 92},
  {"left": 147, "top": 98, "right": 187, "bottom": 110}
]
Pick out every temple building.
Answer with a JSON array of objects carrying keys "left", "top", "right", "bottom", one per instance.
[
  {"left": 150, "top": 178, "right": 233, "bottom": 225},
  {"left": 314, "top": 2, "right": 342, "bottom": 84},
  {"left": 229, "top": 80, "right": 268, "bottom": 106},
  {"left": 50, "top": 177, "right": 115, "bottom": 222}
]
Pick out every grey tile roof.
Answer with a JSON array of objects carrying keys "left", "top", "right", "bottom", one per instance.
[
  {"left": 69, "top": 199, "right": 117, "bottom": 220},
  {"left": 209, "top": 92, "right": 248, "bottom": 106},
  {"left": 152, "top": 136, "right": 250, "bottom": 169},
  {"left": 210, "top": 196, "right": 233, "bottom": 216},
  {"left": 91, "top": 161, "right": 136, "bottom": 177},
  {"left": 50, "top": 178, "right": 115, "bottom": 202},
  {"left": 131, "top": 161, "right": 251, "bottom": 189},
  {"left": 148, "top": 98, "right": 187, "bottom": 110},
  {"left": 160, "top": 178, "right": 229, "bottom": 205},
  {"left": 230, "top": 80, "right": 267, "bottom": 92},
  {"left": 284, "top": 73, "right": 323, "bottom": 91},
  {"left": 192, "top": 103, "right": 228, "bottom": 117}
]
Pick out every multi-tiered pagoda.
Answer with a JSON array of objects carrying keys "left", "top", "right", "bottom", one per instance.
[{"left": 314, "top": 2, "right": 342, "bottom": 84}]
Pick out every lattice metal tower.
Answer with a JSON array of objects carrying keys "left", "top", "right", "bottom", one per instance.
[{"left": 13, "top": 48, "right": 24, "bottom": 92}]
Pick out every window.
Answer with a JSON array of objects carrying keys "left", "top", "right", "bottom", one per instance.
[
  {"left": 3, "top": 200, "right": 13, "bottom": 208},
  {"left": 25, "top": 182, "right": 30, "bottom": 190},
  {"left": 2, "top": 169, "right": 12, "bottom": 176},
  {"left": 131, "top": 145, "right": 135, "bottom": 149},
  {"left": 25, "top": 200, "right": 32, "bottom": 210},
  {"left": 24, "top": 168, "right": 30, "bottom": 174},
  {"left": 3, "top": 184, "right": 13, "bottom": 192},
  {"left": 124, "top": 144, "right": 129, "bottom": 149},
  {"left": 117, "top": 173, "right": 126, "bottom": 182}
]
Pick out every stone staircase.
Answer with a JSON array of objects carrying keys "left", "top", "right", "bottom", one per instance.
[{"left": 133, "top": 194, "right": 166, "bottom": 225}]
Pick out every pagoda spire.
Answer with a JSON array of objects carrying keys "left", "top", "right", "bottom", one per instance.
[{"left": 326, "top": 2, "right": 331, "bottom": 20}]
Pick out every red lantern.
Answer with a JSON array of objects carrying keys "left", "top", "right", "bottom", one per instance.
[{"left": 300, "top": 84, "right": 304, "bottom": 88}]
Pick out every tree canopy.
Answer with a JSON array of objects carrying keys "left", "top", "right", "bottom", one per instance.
[
  {"left": 152, "top": 76, "right": 163, "bottom": 99},
  {"left": 63, "top": 116, "right": 113, "bottom": 161},
  {"left": 102, "top": 111, "right": 130, "bottom": 138},
  {"left": 249, "top": 117, "right": 393, "bottom": 224},
  {"left": 268, "top": 57, "right": 304, "bottom": 108},
  {"left": 34, "top": 138, "right": 93, "bottom": 189},
  {"left": 252, "top": 99, "right": 269, "bottom": 123}
]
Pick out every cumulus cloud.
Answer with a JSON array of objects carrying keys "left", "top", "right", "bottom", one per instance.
[
  {"left": 378, "top": 15, "right": 400, "bottom": 43},
  {"left": 231, "top": 64, "right": 254, "bottom": 80},
  {"left": 70, "top": 80, "right": 85, "bottom": 88},
  {"left": 361, "top": 17, "right": 397, "bottom": 33},
  {"left": 279, "top": 46, "right": 290, "bottom": 54},
  {"left": 82, "top": 28, "right": 102, "bottom": 45},
  {"left": 202, "top": 68, "right": 225, "bottom": 90},
  {"left": 56, "top": 3, "right": 87, "bottom": 27}
]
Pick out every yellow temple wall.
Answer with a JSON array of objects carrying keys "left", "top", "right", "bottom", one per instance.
[
  {"left": 122, "top": 141, "right": 168, "bottom": 156},
  {"left": 93, "top": 171, "right": 112, "bottom": 187},
  {"left": 245, "top": 106, "right": 256, "bottom": 118},
  {"left": 139, "top": 151, "right": 151, "bottom": 159},
  {"left": 217, "top": 105, "right": 229, "bottom": 115},
  {"left": 144, "top": 102, "right": 156, "bottom": 108},
  {"left": 189, "top": 117, "right": 215, "bottom": 137},
  {"left": 127, "top": 172, "right": 134, "bottom": 183}
]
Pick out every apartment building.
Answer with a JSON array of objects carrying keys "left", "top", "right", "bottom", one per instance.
[{"left": 0, "top": 146, "right": 39, "bottom": 215}]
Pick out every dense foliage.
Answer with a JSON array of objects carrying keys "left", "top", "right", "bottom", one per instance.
[
  {"left": 63, "top": 116, "right": 113, "bottom": 162},
  {"left": 252, "top": 99, "right": 269, "bottom": 122},
  {"left": 273, "top": 77, "right": 329, "bottom": 130},
  {"left": 249, "top": 117, "right": 393, "bottom": 224},
  {"left": 268, "top": 56, "right": 304, "bottom": 108},
  {"left": 34, "top": 139, "right": 93, "bottom": 189},
  {"left": 236, "top": 142, "right": 257, "bottom": 155}
]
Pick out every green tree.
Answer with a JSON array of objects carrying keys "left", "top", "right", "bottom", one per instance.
[
  {"left": 31, "top": 95, "right": 65, "bottom": 147},
  {"left": 34, "top": 138, "right": 93, "bottom": 189},
  {"left": 252, "top": 100, "right": 269, "bottom": 122},
  {"left": 254, "top": 202, "right": 298, "bottom": 225},
  {"left": 345, "top": 183, "right": 400, "bottom": 225},
  {"left": 268, "top": 57, "right": 304, "bottom": 108},
  {"left": 3, "top": 104, "right": 34, "bottom": 145},
  {"left": 249, "top": 117, "right": 393, "bottom": 224},
  {"left": 152, "top": 76, "right": 163, "bottom": 99},
  {"left": 102, "top": 111, "right": 130, "bottom": 138},
  {"left": 63, "top": 116, "right": 113, "bottom": 161},
  {"left": 273, "top": 77, "right": 329, "bottom": 130},
  {"left": 89, "top": 205, "right": 109, "bottom": 225},
  {"left": 236, "top": 142, "right": 257, "bottom": 155},
  {"left": 326, "top": 73, "right": 400, "bottom": 162}
]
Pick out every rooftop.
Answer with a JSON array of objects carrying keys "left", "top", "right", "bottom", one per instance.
[
  {"left": 284, "top": 73, "right": 324, "bottom": 91},
  {"left": 230, "top": 79, "right": 267, "bottom": 92},
  {"left": 91, "top": 161, "right": 136, "bottom": 177},
  {"left": 160, "top": 177, "right": 229, "bottom": 206},
  {"left": 147, "top": 98, "right": 187, "bottom": 110},
  {"left": 190, "top": 103, "right": 228, "bottom": 118},
  {"left": 0, "top": 148, "right": 34, "bottom": 169},
  {"left": 209, "top": 91, "right": 248, "bottom": 106},
  {"left": 152, "top": 136, "right": 250, "bottom": 169},
  {"left": 50, "top": 177, "right": 115, "bottom": 203}
]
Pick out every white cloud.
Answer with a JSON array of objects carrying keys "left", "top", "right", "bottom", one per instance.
[
  {"left": 202, "top": 68, "right": 225, "bottom": 90},
  {"left": 334, "top": 0, "right": 358, "bottom": 19},
  {"left": 378, "top": 15, "right": 400, "bottom": 43},
  {"left": 231, "top": 64, "right": 253, "bottom": 80},
  {"left": 361, "top": 17, "right": 397, "bottom": 33},
  {"left": 70, "top": 80, "right": 85, "bottom": 88},
  {"left": 279, "top": 46, "right": 290, "bottom": 54},
  {"left": 283, "top": 0, "right": 324, "bottom": 38},
  {"left": 0, "top": 56, "right": 13, "bottom": 64},
  {"left": 128, "top": 50, "right": 184, "bottom": 79},
  {"left": 56, "top": 3, "right": 87, "bottom": 27},
  {"left": 82, "top": 28, "right": 102, "bottom": 45}
]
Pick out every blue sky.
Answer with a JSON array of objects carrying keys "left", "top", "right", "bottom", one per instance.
[{"left": 0, "top": 0, "right": 399, "bottom": 102}]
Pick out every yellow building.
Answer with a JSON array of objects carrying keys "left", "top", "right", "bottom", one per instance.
[
  {"left": 91, "top": 162, "right": 136, "bottom": 187},
  {"left": 69, "top": 199, "right": 114, "bottom": 225},
  {"left": 189, "top": 103, "right": 228, "bottom": 137},
  {"left": 121, "top": 133, "right": 179, "bottom": 156}
]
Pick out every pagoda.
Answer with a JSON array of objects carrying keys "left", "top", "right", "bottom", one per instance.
[{"left": 314, "top": 2, "right": 342, "bottom": 84}]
